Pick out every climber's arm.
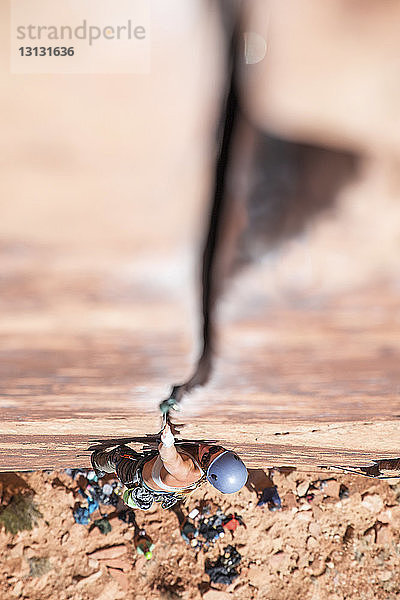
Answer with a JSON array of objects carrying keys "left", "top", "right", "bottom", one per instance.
[{"left": 158, "top": 426, "right": 192, "bottom": 481}]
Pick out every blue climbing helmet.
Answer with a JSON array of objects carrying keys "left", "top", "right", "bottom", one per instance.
[{"left": 206, "top": 451, "right": 248, "bottom": 494}]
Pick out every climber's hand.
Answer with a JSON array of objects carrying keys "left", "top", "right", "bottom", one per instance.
[{"left": 161, "top": 424, "right": 175, "bottom": 448}]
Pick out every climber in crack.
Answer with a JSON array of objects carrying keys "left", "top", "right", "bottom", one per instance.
[{"left": 91, "top": 425, "right": 248, "bottom": 510}]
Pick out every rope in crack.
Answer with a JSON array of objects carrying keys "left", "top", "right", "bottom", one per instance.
[
  {"left": 159, "top": 2, "right": 358, "bottom": 423},
  {"left": 159, "top": 1, "right": 243, "bottom": 420}
]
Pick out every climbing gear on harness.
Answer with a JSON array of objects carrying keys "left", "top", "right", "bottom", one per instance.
[
  {"left": 206, "top": 451, "right": 248, "bottom": 493},
  {"left": 120, "top": 450, "right": 202, "bottom": 510},
  {"left": 123, "top": 486, "right": 154, "bottom": 511}
]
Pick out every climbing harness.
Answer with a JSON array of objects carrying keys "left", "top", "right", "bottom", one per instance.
[{"left": 120, "top": 446, "right": 206, "bottom": 511}]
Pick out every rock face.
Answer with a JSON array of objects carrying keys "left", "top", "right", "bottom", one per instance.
[
  {"left": 246, "top": 0, "right": 400, "bottom": 156},
  {"left": 87, "top": 546, "right": 127, "bottom": 561},
  {"left": 362, "top": 494, "right": 385, "bottom": 514},
  {"left": 202, "top": 590, "right": 231, "bottom": 600},
  {"left": 107, "top": 567, "right": 129, "bottom": 591}
]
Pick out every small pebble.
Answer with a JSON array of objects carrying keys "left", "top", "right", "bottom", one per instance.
[
  {"left": 88, "top": 558, "right": 99, "bottom": 569},
  {"left": 297, "top": 482, "right": 309, "bottom": 497}
]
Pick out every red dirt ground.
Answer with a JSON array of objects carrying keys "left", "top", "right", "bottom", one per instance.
[{"left": 1, "top": 468, "right": 400, "bottom": 600}]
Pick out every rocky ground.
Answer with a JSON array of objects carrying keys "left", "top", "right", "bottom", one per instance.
[{"left": 1, "top": 467, "right": 400, "bottom": 600}]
